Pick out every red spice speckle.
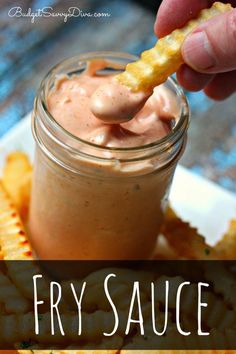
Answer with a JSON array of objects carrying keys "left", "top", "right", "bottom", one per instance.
[
  {"left": 24, "top": 251, "right": 32, "bottom": 257},
  {"left": 20, "top": 240, "right": 28, "bottom": 246},
  {"left": 19, "top": 230, "right": 25, "bottom": 235}
]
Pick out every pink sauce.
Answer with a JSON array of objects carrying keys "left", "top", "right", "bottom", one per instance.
[{"left": 47, "top": 64, "right": 179, "bottom": 148}]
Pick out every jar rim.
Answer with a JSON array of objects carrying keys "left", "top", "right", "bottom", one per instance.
[{"left": 38, "top": 51, "right": 189, "bottom": 154}]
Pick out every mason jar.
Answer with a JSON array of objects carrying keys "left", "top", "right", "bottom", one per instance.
[{"left": 29, "top": 52, "right": 189, "bottom": 260}]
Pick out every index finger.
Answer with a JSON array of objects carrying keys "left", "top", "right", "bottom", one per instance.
[{"left": 154, "top": 0, "right": 236, "bottom": 37}]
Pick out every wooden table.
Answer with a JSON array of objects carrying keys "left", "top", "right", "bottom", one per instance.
[{"left": 0, "top": 0, "right": 235, "bottom": 193}]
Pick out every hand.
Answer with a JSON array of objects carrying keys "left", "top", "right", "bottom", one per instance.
[{"left": 154, "top": 0, "right": 236, "bottom": 100}]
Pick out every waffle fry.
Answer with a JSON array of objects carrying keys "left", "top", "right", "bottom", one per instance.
[{"left": 116, "top": 2, "right": 233, "bottom": 92}]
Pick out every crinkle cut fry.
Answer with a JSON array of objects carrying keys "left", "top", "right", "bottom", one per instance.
[
  {"left": 2, "top": 151, "right": 32, "bottom": 221},
  {"left": 16, "top": 350, "right": 236, "bottom": 354},
  {"left": 155, "top": 275, "right": 236, "bottom": 330},
  {"left": 204, "top": 262, "right": 236, "bottom": 307},
  {"left": 121, "top": 352, "right": 235, "bottom": 354},
  {"left": 215, "top": 219, "right": 236, "bottom": 259},
  {"left": 0, "top": 270, "right": 30, "bottom": 313},
  {"left": 0, "top": 311, "right": 127, "bottom": 344},
  {"left": 62, "top": 279, "right": 137, "bottom": 312},
  {"left": 161, "top": 207, "right": 220, "bottom": 259},
  {"left": 0, "top": 182, "right": 49, "bottom": 299},
  {"left": 0, "top": 181, "right": 33, "bottom": 260},
  {"left": 116, "top": 2, "right": 232, "bottom": 92},
  {"left": 18, "top": 350, "right": 119, "bottom": 354},
  {"left": 121, "top": 327, "right": 236, "bottom": 350}
]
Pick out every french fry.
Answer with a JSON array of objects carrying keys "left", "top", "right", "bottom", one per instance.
[
  {"left": 161, "top": 207, "right": 219, "bottom": 260},
  {"left": 121, "top": 350, "right": 235, "bottom": 354},
  {"left": 153, "top": 234, "right": 180, "bottom": 260},
  {"left": 204, "top": 262, "right": 236, "bottom": 308},
  {"left": 66, "top": 335, "right": 122, "bottom": 351},
  {"left": 0, "top": 311, "right": 127, "bottom": 344},
  {"left": 18, "top": 348, "right": 119, "bottom": 354},
  {"left": 0, "top": 271, "right": 30, "bottom": 313},
  {"left": 121, "top": 328, "right": 236, "bottom": 351},
  {"left": 17, "top": 350, "right": 236, "bottom": 354},
  {"left": 0, "top": 182, "right": 49, "bottom": 300},
  {"left": 116, "top": 2, "right": 232, "bottom": 92},
  {"left": 154, "top": 275, "right": 236, "bottom": 330},
  {"left": 214, "top": 219, "right": 236, "bottom": 259},
  {"left": 2, "top": 152, "right": 32, "bottom": 221},
  {"left": 62, "top": 279, "right": 133, "bottom": 312},
  {"left": 0, "top": 181, "right": 33, "bottom": 261},
  {"left": 18, "top": 352, "right": 67, "bottom": 354}
]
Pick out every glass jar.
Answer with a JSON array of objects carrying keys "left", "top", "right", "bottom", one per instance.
[{"left": 29, "top": 52, "right": 189, "bottom": 260}]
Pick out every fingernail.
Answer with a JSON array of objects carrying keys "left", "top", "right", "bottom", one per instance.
[{"left": 182, "top": 31, "right": 216, "bottom": 71}]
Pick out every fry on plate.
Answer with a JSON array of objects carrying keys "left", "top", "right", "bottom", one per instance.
[
  {"left": 2, "top": 152, "right": 32, "bottom": 221},
  {"left": 161, "top": 207, "right": 220, "bottom": 260},
  {"left": 214, "top": 220, "right": 236, "bottom": 259}
]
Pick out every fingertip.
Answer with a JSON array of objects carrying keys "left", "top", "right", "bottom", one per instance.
[
  {"left": 204, "top": 86, "right": 233, "bottom": 101},
  {"left": 154, "top": 0, "right": 211, "bottom": 37},
  {"left": 176, "top": 65, "right": 214, "bottom": 91},
  {"left": 153, "top": 18, "right": 159, "bottom": 37},
  {"left": 203, "top": 87, "right": 226, "bottom": 100},
  {"left": 154, "top": 2, "right": 170, "bottom": 37},
  {"left": 204, "top": 71, "right": 236, "bottom": 100}
]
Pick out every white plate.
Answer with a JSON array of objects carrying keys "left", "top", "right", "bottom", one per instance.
[{"left": 0, "top": 113, "right": 236, "bottom": 245}]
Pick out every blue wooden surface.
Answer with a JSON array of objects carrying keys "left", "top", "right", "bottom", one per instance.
[{"left": 0, "top": 0, "right": 235, "bottom": 193}]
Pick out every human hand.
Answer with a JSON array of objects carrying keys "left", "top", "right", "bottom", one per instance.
[{"left": 154, "top": 0, "right": 236, "bottom": 100}]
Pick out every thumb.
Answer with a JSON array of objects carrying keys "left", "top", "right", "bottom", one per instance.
[{"left": 182, "top": 8, "right": 236, "bottom": 73}]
